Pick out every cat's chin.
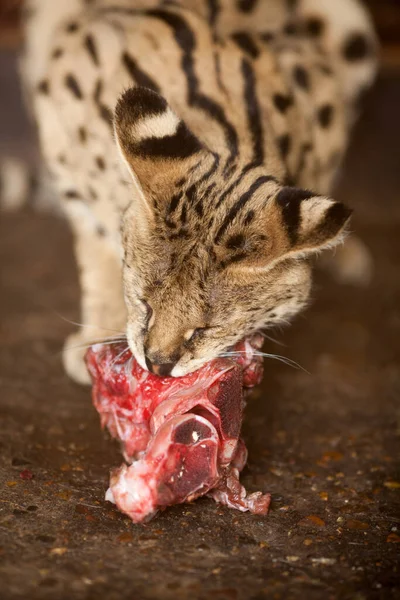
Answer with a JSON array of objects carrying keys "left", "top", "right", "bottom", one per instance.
[{"left": 170, "top": 363, "right": 199, "bottom": 378}]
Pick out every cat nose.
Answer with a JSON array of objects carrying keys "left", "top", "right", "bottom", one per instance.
[{"left": 145, "top": 357, "right": 176, "bottom": 377}]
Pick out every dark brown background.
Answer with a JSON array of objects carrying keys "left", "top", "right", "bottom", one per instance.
[{"left": 0, "top": 1, "right": 399, "bottom": 599}]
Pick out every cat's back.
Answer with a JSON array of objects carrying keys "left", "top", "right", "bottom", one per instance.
[{"left": 23, "top": 0, "right": 377, "bottom": 200}]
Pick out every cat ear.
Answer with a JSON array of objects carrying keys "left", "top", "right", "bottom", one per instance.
[
  {"left": 114, "top": 87, "right": 206, "bottom": 205},
  {"left": 218, "top": 186, "right": 352, "bottom": 271},
  {"left": 274, "top": 186, "right": 352, "bottom": 257}
]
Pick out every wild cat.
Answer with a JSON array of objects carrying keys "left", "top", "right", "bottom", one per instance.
[{"left": 9, "top": 0, "right": 377, "bottom": 383}]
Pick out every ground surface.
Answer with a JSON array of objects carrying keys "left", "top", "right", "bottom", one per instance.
[{"left": 0, "top": 54, "right": 399, "bottom": 600}]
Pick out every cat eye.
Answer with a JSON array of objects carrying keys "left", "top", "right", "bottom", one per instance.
[{"left": 188, "top": 327, "right": 207, "bottom": 342}]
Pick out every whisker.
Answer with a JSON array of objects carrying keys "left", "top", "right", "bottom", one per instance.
[
  {"left": 258, "top": 331, "right": 286, "bottom": 347},
  {"left": 105, "top": 346, "right": 130, "bottom": 375},
  {"left": 219, "top": 351, "right": 310, "bottom": 374},
  {"left": 67, "top": 333, "right": 127, "bottom": 343},
  {"left": 52, "top": 310, "right": 126, "bottom": 336},
  {"left": 57, "top": 338, "right": 127, "bottom": 357},
  {"left": 256, "top": 353, "right": 310, "bottom": 374},
  {"left": 96, "top": 334, "right": 127, "bottom": 342}
]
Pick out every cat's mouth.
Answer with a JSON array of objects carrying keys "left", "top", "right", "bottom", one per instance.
[{"left": 125, "top": 315, "right": 264, "bottom": 378}]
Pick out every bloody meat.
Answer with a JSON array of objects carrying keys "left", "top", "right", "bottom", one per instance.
[{"left": 85, "top": 335, "right": 270, "bottom": 523}]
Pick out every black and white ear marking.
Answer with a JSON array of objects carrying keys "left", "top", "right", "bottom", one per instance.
[
  {"left": 114, "top": 86, "right": 203, "bottom": 166},
  {"left": 114, "top": 86, "right": 212, "bottom": 229},
  {"left": 276, "top": 186, "right": 352, "bottom": 254}
]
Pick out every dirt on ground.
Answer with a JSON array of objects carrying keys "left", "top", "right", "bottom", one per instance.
[{"left": 0, "top": 55, "right": 399, "bottom": 600}]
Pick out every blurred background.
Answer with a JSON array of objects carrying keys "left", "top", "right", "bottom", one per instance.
[
  {"left": 1, "top": 0, "right": 400, "bottom": 58},
  {"left": 1, "top": 0, "right": 400, "bottom": 157},
  {"left": 0, "top": 2, "right": 399, "bottom": 599}
]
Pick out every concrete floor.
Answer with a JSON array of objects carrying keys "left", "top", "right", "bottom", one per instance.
[{"left": 0, "top": 54, "right": 399, "bottom": 600}]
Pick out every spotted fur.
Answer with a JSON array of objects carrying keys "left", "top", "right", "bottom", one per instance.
[{"left": 21, "top": 0, "right": 378, "bottom": 382}]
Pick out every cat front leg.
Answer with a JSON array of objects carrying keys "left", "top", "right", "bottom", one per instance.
[{"left": 63, "top": 202, "right": 126, "bottom": 384}]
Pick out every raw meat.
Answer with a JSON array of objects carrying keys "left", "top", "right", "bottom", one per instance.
[{"left": 85, "top": 335, "right": 271, "bottom": 523}]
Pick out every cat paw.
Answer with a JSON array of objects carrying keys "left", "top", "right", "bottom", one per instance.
[{"left": 62, "top": 332, "right": 92, "bottom": 385}]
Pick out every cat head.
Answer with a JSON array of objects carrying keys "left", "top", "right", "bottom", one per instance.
[{"left": 115, "top": 87, "right": 351, "bottom": 376}]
